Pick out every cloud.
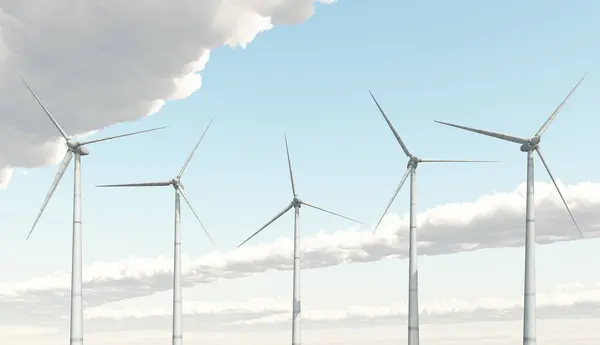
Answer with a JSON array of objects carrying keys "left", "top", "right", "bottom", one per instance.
[
  {"left": 1, "top": 181, "right": 600, "bottom": 319},
  {"left": 0, "top": 325, "right": 59, "bottom": 336},
  {"left": 3, "top": 281, "right": 600, "bottom": 332},
  {"left": 0, "top": 0, "right": 334, "bottom": 188},
  {"left": 7, "top": 320, "right": 600, "bottom": 345},
  {"left": 88, "top": 282, "right": 600, "bottom": 326}
]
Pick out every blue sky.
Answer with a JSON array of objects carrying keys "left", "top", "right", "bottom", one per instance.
[{"left": 2, "top": 0, "right": 600, "bottom": 338}]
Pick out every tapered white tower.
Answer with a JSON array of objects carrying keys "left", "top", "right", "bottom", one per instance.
[
  {"left": 97, "top": 118, "right": 216, "bottom": 345},
  {"left": 369, "top": 91, "right": 495, "bottom": 345},
  {"left": 435, "top": 75, "right": 586, "bottom": 345},
  {"left": 23, "top": 78, "right": 166, "bottom": 345},
  {"left": 237, "top": 135, "right": 362, "bottom": 345}
]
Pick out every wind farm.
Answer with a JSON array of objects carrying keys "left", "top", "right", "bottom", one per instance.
[
  {"left": 3, "top": 77, "right": 595, "bottom": 345},
  {"left": 1, "top": 2, "right": 599, "bottom": 345}
]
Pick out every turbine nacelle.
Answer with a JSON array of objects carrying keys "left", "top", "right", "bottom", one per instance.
[
  {"left": 77, "top": 146, "right": 90, "bottom": 156},
  {"left": 520, "top": 136, "right": 541, "bottom": 152},
  {"left": 66, "top": 141, "right": 90, "bottom": 156},
  {"left": 407, "top": 156, "right": 419, "bottom": 168},
  {"left": 172, "top": 178, "right": 184, "bottom": 190},
  {"left": 292, "top": 197, "right": 302, "bottom": 208},
  {"left": 66, "top": 139, "right": 78, "bottom": 149}
]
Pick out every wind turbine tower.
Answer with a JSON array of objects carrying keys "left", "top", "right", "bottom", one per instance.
[
  {"left": 97, "top": 118, "right": 217, "bottom": 345},
  {"left": 368, "top": 91, "right": 494, "bottom": 345},
  {"left": 434, "top": 75, "right": 586, "bottom": 345},
  {"left": 23, "top": 79, "right": 167, "bottom": 345},
  {"left": 237, "top": 135, "right": 362, "bottom": 345}
]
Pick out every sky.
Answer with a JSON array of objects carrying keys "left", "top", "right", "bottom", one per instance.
[{"left": 1, "top": 0, "right": 600, "bottom": 344}]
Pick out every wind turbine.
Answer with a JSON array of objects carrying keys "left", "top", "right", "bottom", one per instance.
[
  {"left": 96, "top": 118, "right": 216, "bottom": 345},
  {"left": 237, "top": 135, "right": 362, "bottom": 345},
  {"left": 368, "top": 91, "right": 495, "bottom": 345},
  {"left": 22, "top": 79, "right": 167, "bottom": 345},
  {"left": 434, "top": 75, "right": 586, "bottom": 345}
]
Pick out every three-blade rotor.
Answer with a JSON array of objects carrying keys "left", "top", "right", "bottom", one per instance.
[
  {"left": 369, "top": 91, "right": 497, "bottom": 233},
  {"left": 96, "top": 118, "right": 217, "bottom": 248},
  {"left": 434, "top": 75, "right": 587, "bottom": 238},
  {"left": 23, "top": 78, "right": 168, "bottom": 240},
  {"left": 237, "top": 135, "right": 362, "bottom": 248}
]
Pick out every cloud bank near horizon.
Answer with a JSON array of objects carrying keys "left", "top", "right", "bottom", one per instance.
[
  {"left": 3, "top": 281, "right": 600, "bottom": 331},
  {"left": 85, "top": 281, "right": 600, "bottom": 326},
  {"left": 0, "top": 0, "right": 334, "bottom": 188},
  {"left": 6, "top": 319, "right": 600, "bottom": 345},
  {"left": 1, "top": 181, "right": 600, "bottom": 320}
]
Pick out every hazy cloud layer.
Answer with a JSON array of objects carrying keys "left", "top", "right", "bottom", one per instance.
[
  {"left": 0, "top": 0, "right": 333, "bottom": 187},
  {"left": 85, "top": 282, "right": 600, "bottom": 329},
  {"left": 1, "top": 181, "right": 600, "bottom": 322},
  {"left": 2, "top": 282, "right": 600, "bottom": 332},
  {"left": 6, "top": 319, "right": 600, "bottom": 345}
]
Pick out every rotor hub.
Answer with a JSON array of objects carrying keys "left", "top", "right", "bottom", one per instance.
[
  {"left": 66, "top": 139, "right": 79, "bottom": 149},
  {"left": 292, "top": 197, "right": 302, "bottom": 208},
  {"left": 407, "top": 155, "right": 419, "bottom": 168},
  {"left": 172, "top": 178, "right": 183, "bottom": 189},
  {"left": 520, "top": 136, "right": 540, "bottom": 152},
  {"left": 65, "top": 140, "right": 89, "bottom": 155}
]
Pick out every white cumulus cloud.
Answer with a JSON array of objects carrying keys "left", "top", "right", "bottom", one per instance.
[{"left": 0, "top": 0, "right": 334, "bottom": 188}]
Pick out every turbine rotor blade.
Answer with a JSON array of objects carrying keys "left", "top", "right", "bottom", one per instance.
[
  {"left": 79, "top": 126, "right": 169, "bottom": 146},
  {"left": 434, "top": 120, "right": 529, "bottom": 145},
  {"left": 27, "top": 151, "right": 73, "bottom": 240},
  {"left": 21, "top": 77, "right": 70, "bottom": 141},
  {"left": 419, "top": 159, "right": 499, "bottom": 163},
  {"left": 284, "top": 134, "right": 297, "bottom": 197},
  {"left": 177, "top": 117, "right": 214, "bottom": 179},
  {"left": 535, "top": 74, "right": 587, "bottom": 138},
  {"left": 96, "top": 181, "right": 172, "bottom": 188},
  {"left": 238, "top": 203, "right": 293, "bottom": 248},
  {"left": 178, "top": 187, "right": 217, "bottom": 249},
  {"left": 301, "top": 202, "right": 362, "bottom": 224},
  {"left": 535, "top": 148, "right": 583, "bottom": 238},
  {"left": 373, "top": 166, "right": 412, "bottom": 233},
  {"left": 369, "top": 90, "right": 412, "bottom": 157}
]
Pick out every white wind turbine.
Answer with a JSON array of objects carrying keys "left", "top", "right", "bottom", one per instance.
[
  {"left": 96, "top": 118, "right": 217, "bottom": 345},
  {"left": 368, "top": 91, "right": 495, "bottom": 345},
  {"left": 22, "top": 79, "right": 167, "bottom": 345},
  {"left": 434, "top": 75, "right": 586, "bottom": 345},
  {"left": 237, "top": 135, "right": 362, "bottom": 345}
]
